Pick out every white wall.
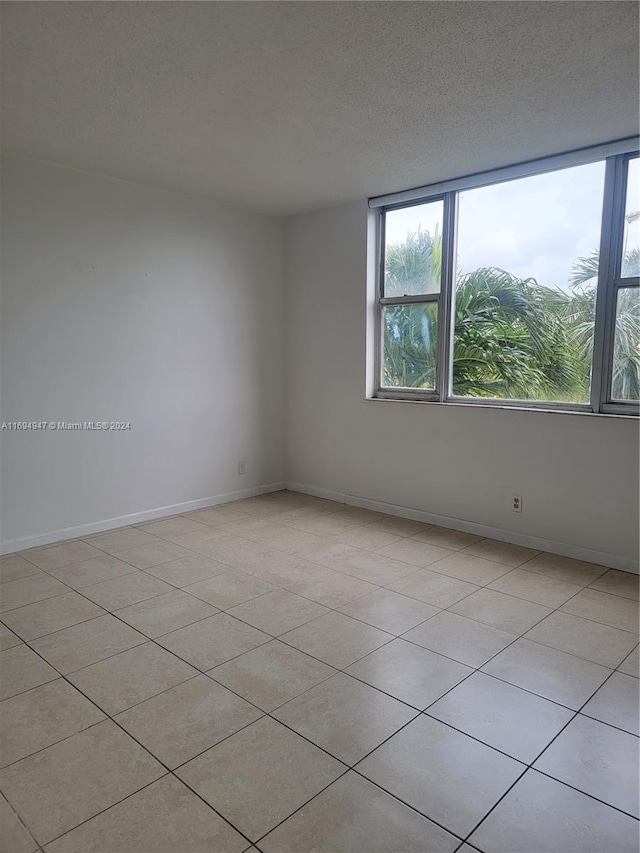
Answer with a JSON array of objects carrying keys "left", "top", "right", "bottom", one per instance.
[
  {"left": 3, "top": 159, "right": 638, "bottom": 569},
  {"left": 1, "top": 156, "right": 285, "bottom": 549},
  {"left": 284, "top": 200, "right": 640, "bottom": 571}
]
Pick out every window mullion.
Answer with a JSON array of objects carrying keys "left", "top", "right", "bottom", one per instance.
[
  {"left": 437, "top": 191, "right": 457, "bottom": 401},
  {"left": 591, "top": 156, "right": 627, "bottom": 412}
]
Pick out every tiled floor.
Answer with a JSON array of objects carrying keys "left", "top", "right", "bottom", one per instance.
[{"left": 0, "top": 490, "right": 638, "bottom": 853}]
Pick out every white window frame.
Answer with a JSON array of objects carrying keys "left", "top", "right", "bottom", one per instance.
[{"left": 370, "top": 138, "right": 640, "bottom": 415}]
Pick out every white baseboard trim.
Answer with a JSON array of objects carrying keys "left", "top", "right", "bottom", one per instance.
[
  {"left": 286, "top": 481, "right": 639, "bottom": 574},
  {"left": 0, "top": 482, "right": 286, "bottom": 556}
]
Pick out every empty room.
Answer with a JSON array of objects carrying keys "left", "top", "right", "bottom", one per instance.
[{"left": 0, "top": 2, "right": 639, "bottom": 852}]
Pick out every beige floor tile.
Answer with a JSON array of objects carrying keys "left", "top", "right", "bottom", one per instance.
[
  {"left": 482, "top": 638, "right": 611, "bottom": 709},
  {"left": 0, "top": 555, "right": 41, "bottom": 584},
  {"left": 201, "top": 538, "right": 283, "bottom": 572},
  {"left": 521, "top": 552, "right": 608, "bottom": 585},
  {"left": 468, "top": 769, "right": 639, "bottom": 853},
  {"left": 488, "top": 568, "right": 582, "bottom": 608},
  {"left": 115, "top": 674, "right": 262, "bottom": 768},
  {"left": 143, "top": 554, "right": 229, "bottom": 587},
  {"left": 164, "top": 528, "right": 233, "bottom": 555},
  {"left": 219, "top": 515, "right": 289, "bottom": 539},
  {"left": 0, "top": 573, "right": 68, "bottom": 614},
  {"left": 273, "top": 672, "right": 416, "bottom": 765},
  {"left": 387, "top": 568, "right": 479, "bottom": 608},
  {"left": 45, "top": 554, "right": 137, "bottom": 588},
  {"left": 249, "top": 525, "right": 334, "bottom": 553},
  {"left": 259, "top": 771, "right": 459, "bottom": 853},
  {"left": 263, "top": 501, "right": 316, "bottom": 525},
  {"left": 30, "top": 614, "right": 146, "bottom": 674},
  {"left": 0, "top": 645, "right": 59, "bottom": 700},
  {"left": 183, "top": 506, "right": 250, "bottom": 527},
  {"left": 290, "top": 539, "right": 365, "bottom": 569},
  {"left": 449, "top": 588, "right": 552, "bottom": 635},
  {"left": 339, "top": 507, "right": 390, "bottom": 525},
  {"left": 219, "top": 518, "right": 290, "bottom": 541},
  {"left": 44, "top": 775, "right": 248, "bottom": 853},
  {"left": 227, "top": 589, "right": 328, "bottom": 636},
  {"left": 589, "top": 568, "right": 640, "bottom": 601},
  {"left": 23, "top": 541, "right": 104, "bottom": 571},
  {"left": 0, "top": 623, "right": 21, "bottom": 651},
  {"left": 461, "top": 538, "right": 541, "bottom": 566},
  {"left": 376, "top": 539, "right": 452, "bottom": 568},
  {"left": 0, "top": 720, "right": 164, "bottom": 844},
  {"left": 157, "top": 613, "right": 270, "bottom": 670},
  {"left": 286, "top": 568, "right": 377, "bottom": 608},
  {"left": 280, "top": 611, "right": 391, "bottom": 669},
  {"left": 246, "top": 552, "right": 322, "bottom": 585},
  {"left": 329, "top": 551, "right": 418, "bottom": 585},
  {"left": 0, "top": 680, "right": 105, "bottom": 767},
  {"left": 68, "top": 642, "right": 198, "bottom": 714},
  {"left": 412, "top": 526, "right": 484, "bottom": 551},
  {"left": 618, "top": 644, "right": 639, "bottom": 677},
  {"left": 427, "top": 671, "right": 573, "bottom": 762},
  {"left": 367, "top": 517, "right": 433, "bottom": 537},
  {"left": 357, "top": 714, "right": 523, "bottom": 838},
  {"left": 0, "top": 793, "right": 38, "bottom": 853},
  {"left": 346, "top": 638, "right": 472, "bottom": 709},
  {"left": 114, "top": 590, "right": 218, "bottom": 638},
  {"left": 581, "top": 672, "right": 639, "bottom": 736},
  {"left": 137, "top": 516, "right": 211, "bottom": 539},
  {"left": 84, "top": 528, "right": 158, "bottom": 555},
  {"left": 210, "top": 640, "right": 336, "bottom": 712},
  {"left": 403, "top": 611, "right": 516, "bottom": 668},
  {"left": 1, "top": 592, "right": 104, "bottom": 640},
  {"left": 184, "top": 571, "right": 275, "bottom": 609},
  {"left": 80, "top": 571, "right": 174, "bottom": 610},
  {"left": 176, "top": 716, "right": 345, "bottom": 841},
  {"left": 335, "top": 526, "right": 402, "bottom": 551},
  {"left": 339, "top": 588, "right": 439, "bottom": 634},
  {"left": 524, "top": 611, "right": 638, "bottom": 668},
  {"left": 114, "top": 540, "right": 193, "bottom": 570},
  {"left": 534, "top": 715, "right": 639, "bottom": 817},
  {"left": 263, "top": 506, "right": 329, "bottom": 526},
  {"left": 560, "top": 588, "right": 639, "bottom": 633},
  {"left": 429, "top": 552, "right": 513, "bottom": 585},
  {"left": 293, "top": 514, "right": 365, "bottom": 537}
]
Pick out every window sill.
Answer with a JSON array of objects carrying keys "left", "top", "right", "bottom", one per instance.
[{"left": 366, "top": 395, "right": 639, "bottom": 418}]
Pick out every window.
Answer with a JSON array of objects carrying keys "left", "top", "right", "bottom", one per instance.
[{"left": 372, "top": 140, "right": 639, "bottom": 414}]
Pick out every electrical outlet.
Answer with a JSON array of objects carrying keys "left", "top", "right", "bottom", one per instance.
[
  {"left": 237, "top": 460, "right": 246, "bottom": 476},
  {"left": 512, "top": 494, "right": 522, "bottom": 513}
]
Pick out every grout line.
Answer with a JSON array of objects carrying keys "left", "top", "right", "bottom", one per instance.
[
  {"left": 2, "top": 493, "right": 638, "bottom": 847},
  {"left": 3, "top": 646, "right": 259, "bottom": 852},
  {"left": 458, "top": 630, "right": 640, "bottom": 843}
]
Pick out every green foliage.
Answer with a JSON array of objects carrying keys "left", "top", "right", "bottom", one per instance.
[
  {"left": 383, "top": 230, "right": 640, "bottom": 402},
  {"left": 451, "top": 269, "right": 585, "bottom": 401},
  {"left": 383, "top": 303, "right": 437, "bottom": 388},
  {"left": 384, "top": 227, "right": 442, "bottom": 297}
]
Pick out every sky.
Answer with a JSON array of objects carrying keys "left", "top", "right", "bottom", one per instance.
[{"left": 384, "top": 159, "right": 636, "bottom": 293}]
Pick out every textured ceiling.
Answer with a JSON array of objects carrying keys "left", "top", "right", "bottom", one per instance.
[{"left": 1, "top": 2, "right": 638, "bottom": 216}]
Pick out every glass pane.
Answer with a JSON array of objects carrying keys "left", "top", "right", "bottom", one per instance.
[
  {"left": 452, "top": 161, "right": 605, "bottom": 404},
  {"left": 611, "top": 286, "right": 640, "bottom": 401},
  {"left": 621, "top": 157, "right": 639, "bottom": 277},
  {"left": 384, "top": 201, "right": 443, "bottom": 296},
  {"left": 382, "top": 303, "right": 438, "bottom": 389}
]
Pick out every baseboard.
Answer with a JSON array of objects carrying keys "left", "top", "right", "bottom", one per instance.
[
  {"left": 286, "top": 481, "right": 639, "bottom": 574},
  {"left": 0, "top": 482, "right": 286, "bottom": 556}
]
